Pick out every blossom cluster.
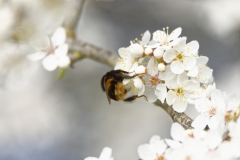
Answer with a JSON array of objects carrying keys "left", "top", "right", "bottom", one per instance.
[{"left": 115, "top": 27, "right": 213, "bottom": 113}]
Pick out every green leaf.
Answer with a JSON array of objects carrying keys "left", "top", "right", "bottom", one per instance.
[{"left": 57, "top": 68, "right": 66, "bottom": 80}]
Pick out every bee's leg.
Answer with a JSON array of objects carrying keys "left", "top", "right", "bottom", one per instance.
[
  {"left": 123, "top": 73, "right": 145, "bottom": 79},
  {"left": 124, "top": 95, "right": 148, "bottom": 102}
]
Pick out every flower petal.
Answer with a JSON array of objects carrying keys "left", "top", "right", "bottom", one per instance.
[
  {"left": 187, "top": 66, "right": 198, "bottom": 77},
  {"left": 145, "top": 87, "right": 157, "bottom": 103},
  {"left": 147, "top": 57, "right": 158, "bottom": 76},
  {"left": 27, "top": 51, "right": 47, "bottom": 61},
  {"left": 166, "top": 90, "right": 177, "bottom": 105},
  {"left": 155, "top": 84, "right": 167, "bottom": 103},
  {"left": 171, "top": 122, "right": 185, "bottom": 142},
  {"left": 191, "top": 114, "right": 208, "bottom": 129},
  {"left": 183, "top": 56, "right": 196, "bottom": 70},
  {"left": 186, "top": 40, "right": 199, "bottom": 56},
  {"left": 172, "top": 100, "right": 187, "bottom": 113},
  {"left": 197, "top": 56, "right": 208, "bottom": 66},
  {"left": 208, "top": 116, "right": 220, "bottom": 130},
  {"left": 51, "top": 27, "right": 66, "bottom": 47},
  {"left": 133, "top": 77, "right": 143, "bottom": 89},
  {"left": 58, "top": 56, "right": 71, "bottom": 68},
  {"left": 170, "top": 61, "right": 184, "bottom": 74},
  {"left": 55, "top": 44, "right": 69, "bottom": 57},
  {"left": 141, "top": 30, "right": 151, "bottom": 45},
  {"left": 177, "top": 72, "right": 188, "bottom": 85},
  {"left": 138, "top": 144, "right": 156, "bottom": 160},
  {"left": 99, "top": 147, "right": 112, "bottom": 160},
  {"left": 42, "top": 55, "right": 58, "bottom": 71},
  {"left": 165, "top": 139, "right": 182, "bottom": 149},
  {"left": 168, "top": 27, "right": 182, "bottom": 41},
  {"left": 163, "top": 48, "right": 175, "bottom": 63},
  {"left": 29, "top": 33, "right": 50, "bottom": 50}
]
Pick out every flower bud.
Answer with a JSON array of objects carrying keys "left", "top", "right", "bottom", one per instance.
[
  {"left": 154, "top": 47, "right": 164, "bottom": 59},
  {"left": 144, "top": 47, "right": 152, "bottom": 56},
  {"left": 158, "top": 63, "right": 166, "bottom": 72},
  {"left": 129, "top": 44, "right": 143, "bottom": 58},
  {"left": 135, "top": 65, "right": 146, "bottom": 74}
]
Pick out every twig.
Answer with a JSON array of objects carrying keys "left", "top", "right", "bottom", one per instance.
[
  {"left": 154, "top": 100, "right": 193, "bottom": 129},
  {"left": 67, "top": 38, "right": 118, "bottom": 68}
]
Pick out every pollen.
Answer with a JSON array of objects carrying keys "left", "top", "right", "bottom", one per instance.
[
  {"left": 209, "top": 108, "right": 216, "bottom": 117},
  {"left": 176, "top": 53, "right": 183, "bottom": 60},
  {"left": 176, "top": 88, "right": 184, "bottom": 96},
  {"left": 149, "top": 76, "right": 160, "bottom": 87}
]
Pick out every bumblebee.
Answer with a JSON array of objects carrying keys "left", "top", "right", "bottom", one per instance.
[{"left": 101, "top": 69, "right": 147, "bottom": 104}]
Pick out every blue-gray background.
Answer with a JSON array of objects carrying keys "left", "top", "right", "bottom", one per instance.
[{"left": 0, "top": 0, "right": 240, "bottom": 159}]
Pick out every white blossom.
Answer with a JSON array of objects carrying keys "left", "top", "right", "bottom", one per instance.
[
  {"left": 84, "top": 147, "right": 113, "bottom": 160},
  {"left": 27, "top": 27, "right": 70, "bottom": 71},
  {"left": 138, "top": 135, "right": 167, "bottom": 160},
  {"left": 165, "top": 72, "right": 200, "bottom": 113}
]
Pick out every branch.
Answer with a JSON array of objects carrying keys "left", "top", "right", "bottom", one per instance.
[
  {"left": 67, "top": 38, "right": 118, "bottom": 68},
  {"left": 154, "top": 100, "right": 193, "bottom": 129}
]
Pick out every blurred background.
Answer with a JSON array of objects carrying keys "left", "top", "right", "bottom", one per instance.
[{"left": 0, "top": 0, "right": 240, "bottom": 159}]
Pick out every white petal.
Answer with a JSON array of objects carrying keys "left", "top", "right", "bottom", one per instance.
[
  {"left": 183, "top": 80, "right": 200, "bottom": 92},
  {"left": 186, "top": 40, "right": 199, "bottom": 56},
  {"left": 196, "top": 56, "right": 208, "bottom": 66},
  {"left": 165, "top": 139, "right": 182, "bottom": 149},
  {"left": 191, "top": 114, "right": 208, "bottom": 129},
  {"left": 29, "top": 33, "right": 50, "bottom": 50},
  {"left": 138, "top": 83, "right": 145, "bottom": 96},
  {"left": 58, "top": 56, "right": 71, "bottom": 68},
  {"left": 183, "top": 56, "right": 196, "bottom": 70},
  {"left": 99, "top": 147, "right": 112, "bottom": 160},
  {"left": 165, "top": 73, "right": 178, "bottom": 89},
  {"left": 27, "top": 51, "right": 47, "bottom": 61},
  {"left": 163, "top": 48, "right": 175, "bottom": 63},
  {"left": 154, "top": 140, "right": 168, "bottom": 156},
  {"left": 155, "top": 84, "right": 167, "bottom": 103},
  {"left": 138, "top": 144, "right": 156, "bottom": 160},
  {"left": 135, "top": 65, "right": 146, "bottom": 74},
  {"left": 187, "top": 66, "right": 198, "bottom": 77},
  {"left": 51, "top": 27, "right": 66, "bottom": 47},
  {"left": 133, "top": 77, "right": 143, "bottom": 89},
  {"left": 42, "top": 55, "right": 58, "bottom": 71},
  {"left": 168, "top": 27, "right": 182, "bottom": 41},
  {"left": 171, "top": 123, "right": 185, "bottom": 142},
  {"left": 144, "top": 87, "right": 157, "bottom": 103},
  {"left": 166, "top": 90, "right": 176, "bottom": 105},
  {"left": 153, "top": 30, "right": 166, "bottom": 44},
  {"left": 172, "top": 100, "right": 187, "bottom": 113},
  {"left": 141, "top": 30, "right": 151, "bottom": 45},
  {"left": 55, "top": 44, "right": 69, "bottom": 57},
  {"left": 177, "top": 72, "right": 188, "bottom": 85},
  {"left": 153, "top": 47, "right": 164, "bottom": 59},
  {"left": 197, "top": 66, "right": 213, "bottom": 83},
  {"left": 118, "top": 47, "right": 130, "bottom": 59},
  {"left": 195, "top": 98, "right": 211, "bottom": 113},
  {"left": 147, "top": 57, "right": 158, "bottom": 76},
  {"left": 150, "top": 135, "right": 161, "bottom": 144},
  {"left": 129, "top": 62, "right": 138, "bottom": 72},
  {"left": 208, "top": 116, "right": 219, "bottom": 130},
  {"left": 129, "top": 44, "right": 143, "bottom": 58},
  {"left": 170, "top": 61, "right": 184, "bottom": 74}
]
